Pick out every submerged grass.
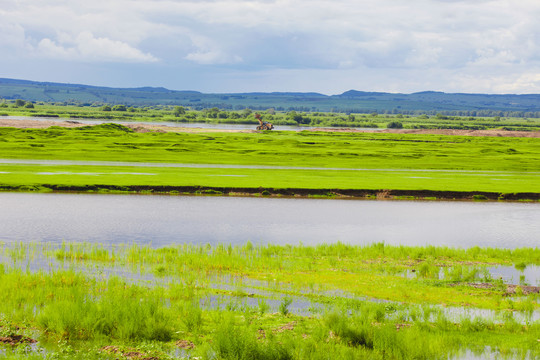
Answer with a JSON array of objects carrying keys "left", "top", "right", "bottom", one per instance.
[{"left": 0, "top": 242, "right": 539, "bottom": 359}]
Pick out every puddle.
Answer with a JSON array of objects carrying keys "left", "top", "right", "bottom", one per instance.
[
  {"left": 207, "top": 174, "right": 248, "bottom": 177},
  {"left": 488, "top": 265, "right": 540, "bottom": 286},
  {"left": 35, "top": 171, "right": 156, "bottom": 176},
  {"left": 449, "top": 347, "right": 534, "bottom": 360},
  {"left": 404, "top": 264, "right": 540, "bottom": 286},
  {"left": 3, "top": 158, "right": 539, "bottom": 174},
  {"left": 202, "top": 294, "right": 316, "bottom": 316},
  {"left": 37, "top": 172, "right": 100, "bottom": 176},
  {"left": 442, "top": 305, "right": 539, "bottom": 323}
]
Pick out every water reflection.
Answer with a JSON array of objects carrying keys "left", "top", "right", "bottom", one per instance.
[
  {"left": 0, "top": 193, "right": 538, "bottom": 248},
  {"left": 488, "top": 265, "right": 540, "bottom": 286}
]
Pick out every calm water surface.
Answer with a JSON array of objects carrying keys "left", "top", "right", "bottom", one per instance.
[
  {"left": 3, "top": 116, "right": 383, "bottom": 132},
  {"left": 0, "top": 193, "right": 538, "bottom": 248}
]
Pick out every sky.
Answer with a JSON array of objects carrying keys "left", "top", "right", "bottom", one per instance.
[{"left": 1, "top": 0, "right": 539, "bottom": 95}]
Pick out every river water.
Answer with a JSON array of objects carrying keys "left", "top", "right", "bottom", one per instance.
[
  {"left": 0, "top": 192, "right": 538, "bottom": 248},
  {"left": 1, "top": 115, "right": 383, "bottom": 132}
]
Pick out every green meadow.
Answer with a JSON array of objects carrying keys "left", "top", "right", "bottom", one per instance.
[
  {"left": 0, "top": 242, "right": 538, "bottom": 359},
  {"left": 0, "top": 124, "right": 539, "bottom": 195}
]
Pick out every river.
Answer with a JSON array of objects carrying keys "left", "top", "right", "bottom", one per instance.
[
  {"left": 1, "top": 115, "right": 383, "bottom": 132},
  {"left": 1, "top": 192, "right": 538, "bottom": 248}
]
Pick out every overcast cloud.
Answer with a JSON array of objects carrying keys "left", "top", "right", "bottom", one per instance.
[{"left": 1, "top": 0, "right": 539, "bottom": 94}]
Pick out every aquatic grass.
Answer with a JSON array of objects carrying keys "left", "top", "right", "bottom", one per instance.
[
  {"left": 279, "top": 297, "right": 293, "bottom": 316},
  {"left": 3, "top": 241, "right": 540, "bottom": 311},
  {"left": 324, "top": 311, "right": 374, "bottom": 348},
  {"left": 45, "top": 241, "right": 540, "bottom": 270},
  {"left": 2, "top": 242, "right": 540, "bottom": 360},
  {"left": 208, "top": 317, "right": 294, "bottom": 360},
  {"left": 0, "top": 245, "right": 539, "bottom": 359},
  {"left": 0, "top": 269, "right": 175, "bottom": 342},
  {"left": 180, "top": 301, "right": 203, "bottom": 333}
]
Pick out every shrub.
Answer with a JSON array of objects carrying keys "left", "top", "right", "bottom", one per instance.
[
  {"left": 387, "top": 121, "right": 403, "bottom": 129},
  {"left": 112, "top": 105, "right": 127, "bottom": 111}
]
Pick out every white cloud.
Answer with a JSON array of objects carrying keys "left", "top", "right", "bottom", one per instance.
[
  {"left": 184, "top": 34, "right": 243, "bottom": 64},
  {"left": 0, "top": 0, "right": 539, "bottom": 93},
  {"left": 185, "top": 50, "right": 242, "bottom": 65},
  {"left": 36, "top": 32, "right": 159, "bottom": 62}
]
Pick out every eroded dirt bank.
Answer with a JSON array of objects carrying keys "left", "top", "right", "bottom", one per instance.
[{"left": 1, "top": 184, "right": 539, "bottom": 201}]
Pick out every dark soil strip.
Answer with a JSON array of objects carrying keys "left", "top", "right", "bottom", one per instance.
[
  {"left": 449, "top": 283, "right": 540, "bottom": 296},
  {"left": 1, "top": 184, "right": 539, "bottom": 201},
  {"left": 0, "top": 334, "right": 37, "bottom": 346}
]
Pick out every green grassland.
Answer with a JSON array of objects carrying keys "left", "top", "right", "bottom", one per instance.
[
  {"left": 0, "top": 124, "right": 539, "bottom": 196},
  {"left": 0, "top": 242, "right": 538, "bottom": 359}
]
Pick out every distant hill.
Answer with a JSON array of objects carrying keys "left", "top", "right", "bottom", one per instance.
[{"left": 1, "top": 78, "right": 539, "bottom": 117}]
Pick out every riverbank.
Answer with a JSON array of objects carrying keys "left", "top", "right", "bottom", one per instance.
[{"left": 1, "top": 183, "right": 539, "bottom": 202}]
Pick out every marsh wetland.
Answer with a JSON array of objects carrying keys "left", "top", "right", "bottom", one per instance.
[
  {"left": 0, "top": 193, "right": 539, "bottom": 359},
  {"left": 0, "top": 110, "right": 539, "bottom": 359},
  {"left": 0, "top": 239, "right": 539, "bottom": 360}
]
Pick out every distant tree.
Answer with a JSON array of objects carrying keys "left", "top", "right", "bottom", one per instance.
[
  {"left": 24, "top": 102, "right": 34, "bottom": 108},
  {"left": 267, "top": 108, "right": 276, "bottom": 115},
  {"left": 288, "top": 111, "right": 302, "bottom": 124},
  {"left": 112, "top": 105, "right": 127, "bottom": 111},
  {"left": 242, "top": 108, "right": 252, "bottom": 118},
  {"left": 435, "top": 113, "right": 448, "bottom": 120},
  {"left": 128, "top": 107, "right": 136, "bottom": 112},
  {"left": 387, "top": 121, "right": 403, "bottom": 129},
  {"left": 288, "top": 111, "right": 310, "bottom": 124},
  {"left": 101, "top": 105, "right": 111, "bottom": 111},
  {"left": 14, "top": 99, "right": 25, "bottom": 107},
  {"left": 205, "top": 107, "right": 220, "bottom": 118},
  {"left": 173, "top": 106, "right": 186, "bottom": 117}
]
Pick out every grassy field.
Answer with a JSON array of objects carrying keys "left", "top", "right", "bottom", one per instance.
[
  {"left": 0, "top": 124, "right": 539, "bottom": 196},
  {"left": 0, "top": 242, "right": 538, "bottom": 359}
]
